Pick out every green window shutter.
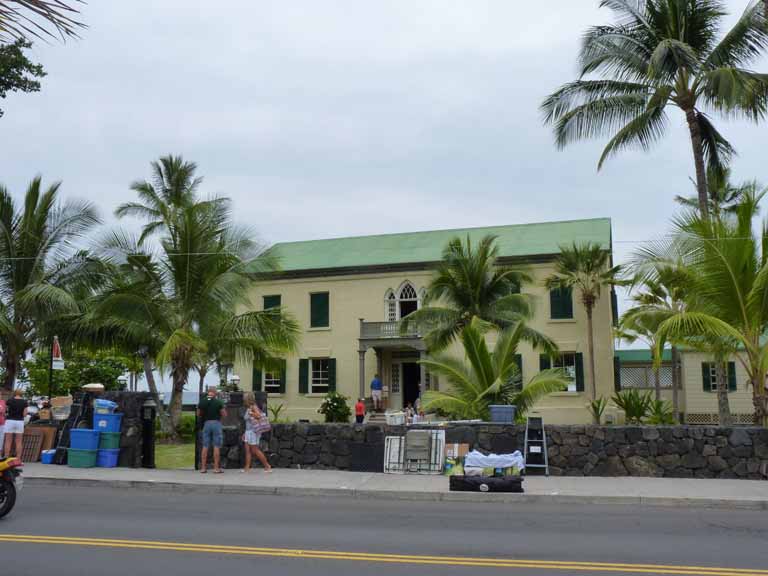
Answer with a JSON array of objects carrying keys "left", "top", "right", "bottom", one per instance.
[
  {"left": 614, "top": 355, "right": 621, "bottom": 392},
  {"left": 575, "top": 353, "right": 585, "bottom": 392},
  {"left": 299, "top": 359, "right": 309, "bottom": 394},
  {"left": 727, "top": 362, "right": 737, "bottom": 392},
  {"left": 310, "top": 292, "right": 329, "bottom": 328},
  {"left": 514, "top": 354, "right": 523, "bottom": 380},
  {"left": 279, "top": 359, "right": 287, "bottom": 394},
  {"left": 610, "top": 289, "right": 619, "bottom": 327},
  {"left": 539, "top": 355, "right": 551, "bottom": 371},
  {"left": 252, "top": 366, "right": 262, "bottom": 392},
  {"left": 328, "top": 358, "right": 337, "bottom": 392},
  {"left": 263, "top": 294, "right": 281, "bottom": 310},
  {"left": 702, "top": 363, "right": 713, "bottom": 392},
  {"left": 550, "top": 287, "right": 573, "bottom": 319}
]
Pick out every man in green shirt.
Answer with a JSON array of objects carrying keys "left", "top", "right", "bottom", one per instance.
[{"left": 197, "top": 386, "right": 226, "bottom": 473}]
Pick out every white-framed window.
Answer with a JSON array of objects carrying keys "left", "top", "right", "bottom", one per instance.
[
  {"left": 553, "top": 353, "right": 577, "bottom": 392},
  {"left": 311, "top": 358, "right": 330, "bottom": 394},
  {"left": 386, "top": 290, "right": 397, "bottom": 322},
  {"left": 391, "top": 364, "right": 400, "bottom": 394},
  {"left": 384, "top": 282, "right": 421, "bottom": 321},
  {"left": 264, "top": 370, "right": 281, "bottom": 394}
]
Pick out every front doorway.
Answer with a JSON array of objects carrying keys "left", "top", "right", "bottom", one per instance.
[{"left": 402, "top": 362, "right": 420, "bottom": 409}]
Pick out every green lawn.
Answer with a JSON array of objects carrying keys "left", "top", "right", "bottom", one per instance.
[{"left": 155, "top": 443, "right": 195, "bottom": 469}]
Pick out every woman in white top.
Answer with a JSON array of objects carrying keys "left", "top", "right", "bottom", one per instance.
[{"left": 242, "top": 393, "right": 272, "bottom": 473}]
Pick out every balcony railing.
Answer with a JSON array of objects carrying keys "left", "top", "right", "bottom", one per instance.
[{"left": 360, "top": 320, "right": 420, "bottom": 340}]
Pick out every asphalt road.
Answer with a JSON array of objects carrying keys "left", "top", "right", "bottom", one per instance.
[{"left": 1, "top": 483, "right": 767, "bottom": 576}]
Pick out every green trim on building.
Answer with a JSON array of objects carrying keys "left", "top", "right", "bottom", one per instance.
[
  {"left": 265, "top": 218, "right": 612, "bottom": 274},
  {"left": 615, "top": 349, "right": 673, "bottom": 363}
]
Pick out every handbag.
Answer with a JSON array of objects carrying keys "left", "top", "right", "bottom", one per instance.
[{"left": 253, "top": 413, "right": 271, "bottom": 434}]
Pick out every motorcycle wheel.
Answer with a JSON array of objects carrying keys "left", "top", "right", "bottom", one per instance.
[{"left": 0, "top": 478, "right": 17, "bottom": 519}]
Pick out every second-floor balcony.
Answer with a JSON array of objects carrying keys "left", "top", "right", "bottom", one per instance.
[{"left": 359, "top": 320, "right": 420, "bottom": 341}]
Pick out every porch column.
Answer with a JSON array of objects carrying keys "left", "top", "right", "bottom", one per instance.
[
  {"left": 419, "top": 350, "right": 427, "bottom": 398},
  {"left": 375, "top": 349, "right": 384, "bottom": 409},
  {"left": 358, "top": 349, "right": 366, "bottom": 399}
]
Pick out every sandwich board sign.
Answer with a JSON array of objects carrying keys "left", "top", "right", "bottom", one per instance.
[{"left": 52, "top": 336, "right": 65, "bottom": 370}]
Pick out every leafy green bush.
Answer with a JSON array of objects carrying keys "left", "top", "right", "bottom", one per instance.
[
  {"left": 645, "top": 399, "right": 676, "bottom": 425},
  {"left": 156, "top": 412, "right": 197, "bottom": 442},
  {"left": 317, "top": 392, "right": 352, "bottom": 423},
  {"left": 268, "top": 403, "right": 289, "bottom": 423},
  {"left": 23, "top": 350, "right": 132, "bottom": 396},
  {"left": 612, "top": 389, "right": 653, "bottom": 424},
  {"left": 589, "top": 397, "right": 609, "bottom": 425}
]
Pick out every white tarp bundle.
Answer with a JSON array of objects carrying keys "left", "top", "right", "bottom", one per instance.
[{"left": 463, "top": 450, "right": 525, "bottom": 470}]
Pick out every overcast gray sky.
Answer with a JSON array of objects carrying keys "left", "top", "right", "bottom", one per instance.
[{"left": 1, "top": 0, "right": 766, "bottom": 292}]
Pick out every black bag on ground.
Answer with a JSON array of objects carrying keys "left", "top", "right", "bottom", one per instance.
[{"left": 449, "top": 475, "right": 524, "bottom": 493}]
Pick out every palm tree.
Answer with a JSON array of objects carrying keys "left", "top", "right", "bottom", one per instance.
[
  {"left": 648, "top": 191, "right": 768, "bottom": 425},
  {"left": 420, "top": 317, "right": 568, "bottom": 421},
  {"left": 89, "top": 156, "right": 300, "bottom": 434},
  {"left": 0, "top": 176, "right": 100, "bottom": 390},
  {"left": 0, "top": 0, "right": 84, "bottom": 42},
  {"left": 616, "top": 313, "right": 666, "bottom": 401},
  {"left": 675, "top": 167, "right": 765, "bottom": 216},
  {"left": 541, "top": 0, "right": 768, "bottom": 218},
  {"left": 400, "top": 234, "right": 556, "bottom": 354},
  {"left": 622, "top": 266, "right": 690, "bottom": 420},
  {"left": 546, "top": 243, "right": 623, "bottom": 408}
]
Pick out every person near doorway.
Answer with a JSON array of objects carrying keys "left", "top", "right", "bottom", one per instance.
[
  {"left": 0, "top": 390, "right": 7, "bottom": 458},
  {"left": 371, "top": 373, "right": 383, "bottom": 411},
  {"left": 242, "top": 393, "right": 272, "bottom": 473},
  {"left": 355, "top": 398, "right": 366, "bottom": 424},
  {"left": 198, "top": 386, "right": 226, "bottom": 474},
  {"left": 3, "top": 389, "right": 27, "bottom": 462}
]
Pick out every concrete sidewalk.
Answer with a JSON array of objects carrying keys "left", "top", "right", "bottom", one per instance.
[{"left": 22, "top": 463, "right": 768, "bottom": 509}]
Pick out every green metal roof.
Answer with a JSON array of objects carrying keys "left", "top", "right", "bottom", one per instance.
[
  {"left": 616, "top": 349, "right": 672, "bottom": 363},
  {"left": 267, "top": 218, "right": 612, "bottom": 273}
]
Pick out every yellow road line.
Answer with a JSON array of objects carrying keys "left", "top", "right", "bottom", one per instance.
[{"left": 0, "top": 534, "right": 764, "bottom": 576}]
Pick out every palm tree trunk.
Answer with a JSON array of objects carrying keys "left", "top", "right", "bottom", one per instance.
[
  {"left": 715, "top": 362, "right": 733, "bottom": 426},
  {"left": 169, "top": 353, "right": 190, "bottom": 435},
  {"left": 217, "top": 363, "right": 228, "bottom": 387},
  {"left": 586, "top": 307, "right": 598, "bottom": 419},
  {"left": 753, "top": 378, "right": 768, "bottom": 427},
  {"left": 197, "top": 366, "right": 208, "bottom": 396},
  {"left": 138, "top": 346, "right": 172, "bottom": 436},
  {"left": 653, "top": 366, "right": 661, "bottom": 402},
  {"left": 2, "top": 340, "right": 18, "bottom": 391},
  {"left": 684, "top": 108, "right": 710, "bottom": 219},
  {"left": 671, "top": 346, "right": 680, "bottom": 422}
]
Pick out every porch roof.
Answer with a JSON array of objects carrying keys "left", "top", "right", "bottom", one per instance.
[{"left": 616, "top": 349, "right": 672, "bottom": 363}]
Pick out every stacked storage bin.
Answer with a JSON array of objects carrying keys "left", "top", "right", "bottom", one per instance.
[
  {"left": 94, "top": 400, "right": 121, "bottom": 468},
  {"left": 67, "top": 399, "right": 122, "bottom": 468}
]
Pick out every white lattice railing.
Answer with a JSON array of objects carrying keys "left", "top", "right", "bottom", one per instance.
[
  {"left": 620, "top": 366, "right": 673, "bottom": 389},
  {"left": 685, "top": 413, "right": 755, "bottom": 425}
]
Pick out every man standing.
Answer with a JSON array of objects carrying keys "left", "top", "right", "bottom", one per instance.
[
  {"left": 370, "top": 373, "right": 383, "bottom": 411},
  {"left": 198, "top": 386, "right": 226, "bottom": 474},
  {"left": 3, "top": 389, "right": 27, "bottom": 462}
]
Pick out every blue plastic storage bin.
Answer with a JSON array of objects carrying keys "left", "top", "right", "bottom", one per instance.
[
  {"left": 489, "top": 405, "right": 517, "bottom": 424},
  {"left": 96, "top": 448, "right": 120, "bottom": 468},
  {"left": 94, "top": 413, "right": 122, "bottom": 433},
  {"left": 70, "top": 428, "right": 101, "bottom": 450},
  {"left": 94, "top": 399, "right": 118, "bottom": 414},
  {"left": 41, "top": 449, "right": 56, "bottom": 464}
]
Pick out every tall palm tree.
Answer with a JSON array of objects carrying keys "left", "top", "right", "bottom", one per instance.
[
  {"left": 0, "top": 176, "right": 100, "bottom": 390},
  {"left": 675, "top": 167, "right": 765, "bottom": 216},
  {"left": 541, "top": 0, "right": 768, "bottom": 218},
  {"left": 647, "top": 191, "right": 768, "bottom": 425},
  {"left": 420, "top": 317, "right": 568, "bottom": 422},
  {"left": 400, "top": 234, "right": 556, "bottom": 354},
  {"left": 0, "top": 0, "right": 84, "bottom": 42},
  {"left": 89, "top": 157, "right": 300, "bottom": 434},
  {"left": 546, "top": 243, "right": 623, "bottom": 408},
  {"left": 622, "top": 266, "right": 690, "bottom": 420}
]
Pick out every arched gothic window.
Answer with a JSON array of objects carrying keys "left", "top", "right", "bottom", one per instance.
[{"left": 383, "top": 282, "right": 421, "bottom": 321}]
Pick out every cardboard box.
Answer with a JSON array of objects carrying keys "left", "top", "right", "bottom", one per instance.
[{"left": 444, "top": 443, "right": 470, "bottom": 460}]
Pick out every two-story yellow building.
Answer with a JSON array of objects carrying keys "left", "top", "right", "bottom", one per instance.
[{"left": 237, "top": 218, "right": 618, "bottom": 424}]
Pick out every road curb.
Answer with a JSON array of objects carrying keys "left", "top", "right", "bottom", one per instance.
[{"left": 23, "top": 477, "right": 768, "bottom": 510}]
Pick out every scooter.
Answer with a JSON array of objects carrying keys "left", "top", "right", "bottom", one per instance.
[{"left": 0, "top": 457, "right": 23, "bottom": 519}]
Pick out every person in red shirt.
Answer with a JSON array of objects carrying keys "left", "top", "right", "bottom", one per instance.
[{"left": 354, "top": 398, "right": 366, "bottom": 424}]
